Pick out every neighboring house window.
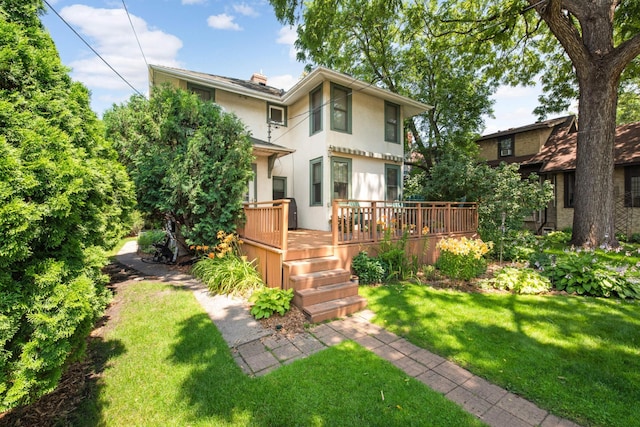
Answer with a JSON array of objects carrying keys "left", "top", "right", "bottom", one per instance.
[
  {"left": 331, "top": 83, "right": 352, "bottom": 133},
  {"left": 310, "top": 84, "right": 323, "bottom": 135},
  {"left": 385, "top": 102, "right": 400, "bottom": 143},
  {"left": 267, "top": 103, "right": 287, "bottom": 126},
  {"left": 187, "top": 83, "right": 214, "bottom": 102},
  {"left": 272, "top": 176, "right": 286, "bottom": 200},
  {"left": 624, "top": 166, "right": 640, "bottom": 207},
  {"left": 498, "top": 136, "right": 514, "bottom": 157},
  {"left": 564, "top": 172, "right": 575, "bottom": 208},
  {"left": 331, "top": 157, "right": 352, "bottom": 199},
  {"left": 310, "top": 157, "right": 323, "bottom": 206},
  {"left": 385, "top": 164, "right": 401, "bottom": 200},
  {"left": 244, "top": 163, "right": 257, "bottom": 203}
]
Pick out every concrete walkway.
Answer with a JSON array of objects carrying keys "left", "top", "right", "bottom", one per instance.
[{"left": 117, "top": 242, "right": 580, "bottom": 427}]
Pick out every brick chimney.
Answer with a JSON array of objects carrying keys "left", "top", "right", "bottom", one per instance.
[{"left": 250, "top": 72, "right": 267, "bottom": 86}]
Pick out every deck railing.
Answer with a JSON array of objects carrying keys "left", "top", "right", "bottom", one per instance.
[
  {"left": 331, "top": 200, "right": 478, "bottom": 245},
  {"left": 242, "top": 199, "right": 289, "bottom": 251},
  {"left": 241, "top": 199, "right": 478, "bottom": 250}
]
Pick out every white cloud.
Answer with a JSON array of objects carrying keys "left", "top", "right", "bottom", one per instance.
[
  {"left": 277, "top": 26, "right": 297, "bottom": 60},
  {"left": 233, "top": 3, "right": 258, "bottom": 17},
  {"left": 59, "top": 5, "right": 182, "bottom": 92},
  {"left": 182, "top": 0, "right": 206, "bottom": 4},
  {"left": 269, "top": 74, "right": 298, "bottom": 91},
  {"left": 207, "top": 13, "right": 242, "bottom": 30}
]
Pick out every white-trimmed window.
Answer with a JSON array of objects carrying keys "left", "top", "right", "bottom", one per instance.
[{"left": 267, "top": 103, "right": 287, "bottom": 126}]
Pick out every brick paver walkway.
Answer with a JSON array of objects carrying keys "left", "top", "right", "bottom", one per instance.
[{"left": 233, "top": 311, "right": 580, "bottom": 427}]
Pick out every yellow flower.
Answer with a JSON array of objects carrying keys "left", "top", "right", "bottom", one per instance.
[{"left": 217, "top": 230, "right": 225, "bottom": 239}]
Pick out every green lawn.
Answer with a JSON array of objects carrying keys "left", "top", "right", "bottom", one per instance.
[
  {"left": 360, "top": 283, "right": 640, "bottom": 427},
  {"left": 74, "top": 281, "right": 485, "bottom": 426}
]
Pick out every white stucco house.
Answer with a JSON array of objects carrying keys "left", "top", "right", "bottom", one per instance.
[{"left": 148, "top": 64, "right": 431, "bottom": 231}]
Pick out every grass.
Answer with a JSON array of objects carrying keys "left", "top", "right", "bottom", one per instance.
[
  {"left": 360, "top": 283, "right": 640, "bottom": 427},
  {"left": 106, "top": 236, "right": 136, "bottom": 259},
  {"left": 73, "top": 280, "right": 485, "bottom": 426}
]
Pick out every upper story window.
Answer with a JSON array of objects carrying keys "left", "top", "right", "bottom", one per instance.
[
  {"left": 309, "top": 84, "right": 323, "bottom": 135},
  {"left": 267, "top": 103, "right": 287, "bottom": 126},
  {"left": 385, "top": 102, "right": 400, "bottom": 143},
  {"left": 498, "top": 136, "right": 514, "bottom": 157},
  {"left": 331, "top": 83, "right": 352, "bottom": 134},
  {"left": 187, "top": 83, "right": 214, "bottom": 102}
]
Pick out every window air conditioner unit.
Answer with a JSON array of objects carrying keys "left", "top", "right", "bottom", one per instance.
[{"left": 501, "top": 149, "right": 511, "bottom": 156}]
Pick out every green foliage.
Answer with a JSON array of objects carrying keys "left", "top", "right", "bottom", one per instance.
[
  {"left": 480, "top": 267, "right": 551, "bottom": 294},
  {"left": 137, "top": 230, "right": 166, "bottom": 254},
  {"left": 421, "top": 151, "right": 553, "bottom": 245},
  {"left": 351, "top": 251, "right": 385, "bottom": 285},
  {"left": 541, "top": 251, "right": 640, "bottom": 299},
  {"left": 0, "top": 0, "right": 135, "bottom": 411},
  {"left": 191, "top": 254, "right": 264, "bottom": 296},
  {"left": 377, "top": 228, "right": 417, "bottom": 281},
  {"left": 435, "top": 237, "right": 492, "bottom": 281},
  {"left": 498, "top": 230, "right": 540, "bottom": 262},
  {"left": 104, "top": 85, "right": 254, "bottom": 246},
  {"left": 249, "top": 287, "right": 294, "bottom": 319},
  {"left": 542, "top": 231, "right": 572, "bottom": 247}
]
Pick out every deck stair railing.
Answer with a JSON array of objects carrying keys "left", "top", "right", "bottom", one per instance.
[
  {"left": 331, "top": 200, "right": 478, "bottom": 245},
  {"left": 242, "top": 199, "right": 289, "bottom": 251}
]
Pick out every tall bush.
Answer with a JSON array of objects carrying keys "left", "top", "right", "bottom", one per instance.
[
  {"left": 0, "top": 0, "right": 136, "bottom": 411},
  {"left": 104, "top": 86, "right": 254, "bottom": 246}
]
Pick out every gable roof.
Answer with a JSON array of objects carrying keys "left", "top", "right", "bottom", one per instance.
[
  {"left": 477, "top": 115, "right": 575, "bottom": 142},
  {"left": 524, "top": 120, "right": 640, "bottom": 173},
  {"left": 149, "top": 64, "right": 431, "bottom": 119}
]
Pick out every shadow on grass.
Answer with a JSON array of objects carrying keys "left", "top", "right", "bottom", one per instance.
[
  {"left": 168, "top": 313, "right": 484, "bottom": 427},
  {"left": 362, "top": 283, "right": 640, "bottom": 427}
]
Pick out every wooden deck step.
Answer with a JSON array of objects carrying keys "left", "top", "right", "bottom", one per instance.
[
  {"left": 285, "top": 245, "right": 333, "bottom": 261},
  {"left": 303, "top": 295, "right": 368, "bottom": 323},
  {"left": 289, "top": 269, "right": 351, "bottom": 290},
  {"left": 284, "top": 256, "right": 340, "bottom": 276},
  {"left": 293, "top": 281, "right": 359, "bottom": 308}
]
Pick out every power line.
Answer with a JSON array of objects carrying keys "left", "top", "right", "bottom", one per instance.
[
  {"left": 122, "top": 0, "right": 148, "bottom": 69},
  {"left": 43, "top": 0, "right": 145, "bottom": 97}
]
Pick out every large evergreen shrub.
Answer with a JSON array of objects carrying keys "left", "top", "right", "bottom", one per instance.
[{"left": 0, "top": 0, "right": 136, "bottom": 411}]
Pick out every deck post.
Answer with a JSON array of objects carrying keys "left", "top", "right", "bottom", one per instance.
[
  {"left": 371, "top": 201, "right": 378, "bottom": 242},
  {"left": 332, "top": 200, "right": 339, "bottom": 246},
  {"left": 281, "top": 200, "right": 289, "bottom": 252},
  {"left": 445, "top": 202, "right": 451, "bottom": 233}
]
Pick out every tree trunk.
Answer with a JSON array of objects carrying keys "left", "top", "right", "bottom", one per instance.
[{"left": 571, "top": 67, "right": 619, "bottom": 247}]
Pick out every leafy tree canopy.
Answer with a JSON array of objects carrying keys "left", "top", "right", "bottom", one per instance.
[
  {"left": 104, "top": 86, "right": 255, "bottom": 247},
  {"left": 0, "top": 0, "right": 136, "bottom": 411}
]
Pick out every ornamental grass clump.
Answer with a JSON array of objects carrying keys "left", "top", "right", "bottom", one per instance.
[
  {"left": 436, "top": 237, "right": 493, "bottom": 280},
  {"left": 191, "top": 231, "right": 263, "bottom": 296}
]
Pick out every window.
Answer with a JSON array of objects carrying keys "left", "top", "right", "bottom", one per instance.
[
  {"left": 272, "top": 176, "right": 286, "bottom": 200},
  {"left": 331, "top": 83, "right": 352, "bottom": 133},
  {"left": 310, "top": 158, "right": 323, "bottom": 206},
  {"left": 385, "top": 164, "right": 401, "bottom": 201},
  {"left": 331, "top": 157, "right": 351, "bottom": 200},
  {"left": 498, "top": 136, "right": 514, "bottom": 157},
  {"left": 625, "top": 166, "right": 640, "bottom": 207},
  {"left": 385, "top": 102, "right": 400, "bottom": 143},
  {"left": 309, "top": 84, "right": 323, "bottom": 135},
  {"left": 187, "top": 83, "right": 214, "bottom": 102},
  {"left": 267, "top": 103, "right": 287, "bottom": 126},
  {"left": 564, "top": 172, "right": 575, "bottom": 208}
]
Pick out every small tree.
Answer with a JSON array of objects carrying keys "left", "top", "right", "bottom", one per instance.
[
  {"left": 104, "top": 86, "right": 255, "bottom": 246},
  {"left": 422, "top": 150, "right": 553, "bottom": 244}
]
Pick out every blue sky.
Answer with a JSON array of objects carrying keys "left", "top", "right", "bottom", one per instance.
[{"left": 41, "top": 0, "right": 557, "bottom": 135}]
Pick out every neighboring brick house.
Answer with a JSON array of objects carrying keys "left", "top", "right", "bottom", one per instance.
[
  {"left": 477, "top": 116, "right": 640, "bottom": 236},
  {"left": 149, "top": 64, "right": 430, "bottom": 231}
]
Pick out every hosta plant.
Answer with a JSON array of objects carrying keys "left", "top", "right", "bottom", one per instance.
[
  {"left": 249, "top": 287, "right": 294, "bottom": 319},
  {"left": 480, "top": 266, "right": 551, "bottom": 294}
]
